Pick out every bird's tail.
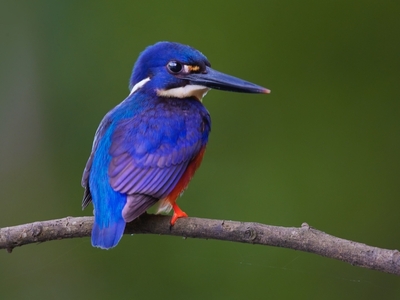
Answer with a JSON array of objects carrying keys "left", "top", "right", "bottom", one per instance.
[
  {"left": 91, "top": 215, "right": 126, "bottom": 249},
  {"left": 88, "top": 182, "right": 127, "bottom": 249}
]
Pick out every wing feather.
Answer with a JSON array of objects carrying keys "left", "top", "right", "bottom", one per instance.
[{"left": 108, "top": 101, "right": 210, "bottom": 219}]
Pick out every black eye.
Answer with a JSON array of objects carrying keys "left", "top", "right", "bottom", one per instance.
[{"left": 167, "top": 61, "right": 183, "bottom": 74}]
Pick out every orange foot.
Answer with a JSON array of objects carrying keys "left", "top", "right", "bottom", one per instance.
[{"left": 170, "top": 202, "right": 188, "bottom": 226}]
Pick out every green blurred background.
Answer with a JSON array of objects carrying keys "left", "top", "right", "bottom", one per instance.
[{"left": 1, "top": 1, "right": 399, "bottom": 299}]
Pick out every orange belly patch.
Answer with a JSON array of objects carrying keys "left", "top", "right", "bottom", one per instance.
[{"left": 164, "top": 146, "right": 206, "bottom": 225}]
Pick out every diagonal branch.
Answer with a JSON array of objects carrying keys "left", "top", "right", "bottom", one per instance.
[{"left": 1, "top": 214, "right": 399, "bottom": 276}]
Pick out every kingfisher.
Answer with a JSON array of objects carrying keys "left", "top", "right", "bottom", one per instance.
[{"left": 82, "top": 41, "right": 270, "bottom": 249}]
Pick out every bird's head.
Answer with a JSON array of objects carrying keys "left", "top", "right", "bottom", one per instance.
[{"left": 129, "top": 41, "right": 270, "bottom": 101}]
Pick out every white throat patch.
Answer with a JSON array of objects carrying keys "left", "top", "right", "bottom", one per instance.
[
  {"left": 129, "top": 77, "right": 151, "bottom": 96},
  {"left": 157, "top": 85, "right": 210, "bottom": 101}
]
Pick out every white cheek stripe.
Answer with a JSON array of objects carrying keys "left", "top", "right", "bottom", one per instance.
[
  {"left": 157, "top": 85, "right": 210, "bottom": 101},
  {"left": 129, "top": 77, "right": 151, "bottom": 96}
]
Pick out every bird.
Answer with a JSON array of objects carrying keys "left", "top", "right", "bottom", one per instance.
[{"left": 81, "top": 41, "right": 270, "bottom": 249}]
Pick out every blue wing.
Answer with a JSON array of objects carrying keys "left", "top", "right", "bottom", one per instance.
[{"left": 108, "top": 99, "right": 211, "bottom": 222}]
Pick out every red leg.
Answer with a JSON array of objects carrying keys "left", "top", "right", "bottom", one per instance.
[
  {"left": 166, "top": 147, "right": 205, "bottom": 226},
  {"left": 170, "top": 202, "right": 188, "bottom": 226}
]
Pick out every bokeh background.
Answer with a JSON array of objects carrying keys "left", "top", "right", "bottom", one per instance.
[{"left": 1, "top": 1, "right": 399, "bottom": 299}]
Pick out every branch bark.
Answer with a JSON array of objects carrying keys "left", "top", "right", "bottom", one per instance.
[{"left": 1, "top": 214, "right": 399, "bottom": 276}]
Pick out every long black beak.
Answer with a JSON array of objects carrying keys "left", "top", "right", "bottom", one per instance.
[{"left": 180, "top": 66, "right": 270, "bottom": 94}]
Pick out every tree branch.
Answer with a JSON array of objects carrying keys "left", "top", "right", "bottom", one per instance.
[{"left": 1, "top": 214, "right": 399, "bottom": 276}]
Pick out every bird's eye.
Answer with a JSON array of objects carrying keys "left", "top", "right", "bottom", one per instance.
[{"left": 167, "top": 61, "right": 183, "bottom": 74}]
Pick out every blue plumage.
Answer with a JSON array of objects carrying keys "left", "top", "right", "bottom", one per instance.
[{"left": 82, "top": 42, "right": 269, "bottom": 249}]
